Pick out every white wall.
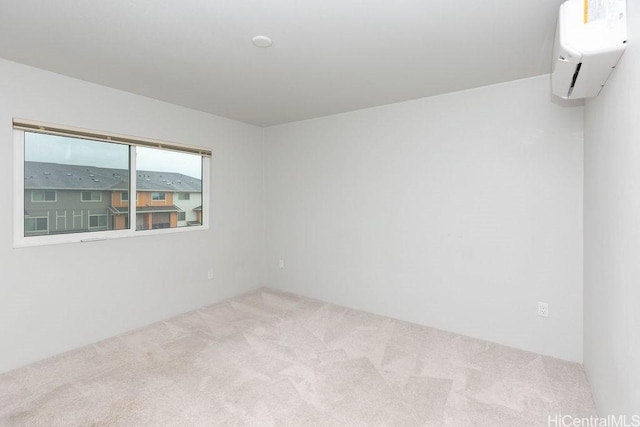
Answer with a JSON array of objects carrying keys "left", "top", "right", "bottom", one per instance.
[
  {"left": 583, "top": 2, "right": 640, "bottom": 416},
  {"left": 0, "top": 58, "right": 266, "bottom": 373},
  {"left": 265, "top": 75, "right": 584, "bottom": 362}
]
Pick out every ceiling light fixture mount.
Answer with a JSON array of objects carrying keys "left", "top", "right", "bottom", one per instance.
[{"left": 252, "top": 36, "right": 273, "bottom": 48}]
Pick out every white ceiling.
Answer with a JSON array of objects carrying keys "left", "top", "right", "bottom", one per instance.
[{"left": 0, "top": 0, "right": 563, "bottom": 127}]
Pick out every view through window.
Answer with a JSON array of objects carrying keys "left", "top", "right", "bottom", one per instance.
[
  {"left": 135, "top": 147, "right": 203, "bottom": 230},
  {"left": 18, "top": 125, "right": 207, "bottom": 245}
]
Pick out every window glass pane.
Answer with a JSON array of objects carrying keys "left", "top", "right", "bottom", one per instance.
[
  {"left": 37, "top": 218, "right": 48, "bottom": 229},
  {"left": 24, "top": 217, "right": 48, "bottom": 234},
  {"left": 81, "top": 191, "right": 102, "bottom": 201},
  {"left": 89, "top": 215, "right": 107, "bottom": 228},
  {"left": 136, "top": 147, "right": 202, "bottom": 230},
  {"left": 25, "top": 218, "right": 36, "bottom": 232},
  {"left": 32, "top": 190, "right": 56, "bottom": 202},
  {"left": 24, "top": 132, "right": 129, "bottom": 237}
]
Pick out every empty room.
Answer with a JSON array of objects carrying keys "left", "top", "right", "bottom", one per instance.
[{"left": 0, "top": 0, "right": 638, "bottom": 425}]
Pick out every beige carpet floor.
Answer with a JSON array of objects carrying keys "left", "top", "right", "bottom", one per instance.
[{"left": 0, "top": 288, "right": 595, "bottom": 426}]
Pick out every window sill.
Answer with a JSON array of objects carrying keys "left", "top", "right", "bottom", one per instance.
[{"left": 13, "top": 224, "right": 209, "bottom": 249}]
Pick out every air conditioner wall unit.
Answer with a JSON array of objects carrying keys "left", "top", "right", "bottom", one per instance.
[{"left": 552, "top": 0, "right": 627, "bottom": 100}]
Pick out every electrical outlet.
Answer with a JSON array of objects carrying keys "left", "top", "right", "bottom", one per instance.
[
  {"left": 279, "top": 259, "right": 285, "bottom": 269},
  {"left": 207, "top": 268, "right": 214, "bottom": 279},
  {"left": 537, "top": 301, "right": 549, "bottom": 317}
]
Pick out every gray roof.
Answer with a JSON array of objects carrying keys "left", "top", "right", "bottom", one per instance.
[{"left": 25, "top": 162, "right": 201, "bottom": 192}]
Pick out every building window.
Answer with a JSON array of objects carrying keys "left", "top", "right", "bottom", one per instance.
[
  {"left": 89, "top": 214, "right": 108, "bottom": 228},
  {"left": 25, "top": 217, "right": 48, "bottom": 233},
  {"left": 151, "top": 192, "right": 166, "bottom": 201},
  {"left": 178, "top": 212, "right": 186, "bottom": 221},
  {"left": 14, "top": 119, "right": 210, "bottom": 247},
  {"left": 31, "top": 190, "right": 56, "bottom": 202},
  {"left": 81, "top": 191, "right": 102, "bottom": 202}
]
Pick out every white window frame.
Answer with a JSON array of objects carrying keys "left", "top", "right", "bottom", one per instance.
[
  {"left": 178, "top": 192, "right": 190, "bottom": 200},
  {"left": 121, "top": 191, "right": 129, "bottom": 201},
  {"left": 81, "top": 191, "right": 102, "bottom": 202},
  {"left": 13, "top": 119, "right": 211, "bottom": 248}
]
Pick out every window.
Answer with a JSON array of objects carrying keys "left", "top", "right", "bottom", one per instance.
[
  {"left": 25, "top": 217, "right": 48, "bottom": 233},
  {"left": 89, "top": 214, "right": 108, "bottom": 228},
  {"left": 81, "top": 191, "right": 102, "bottom": 202},
  {"left": 32, "top": 190, "right": 56, "bottom": 202},
  {"left": 14, "top": 119, "right": 210, "bottom": 247}
]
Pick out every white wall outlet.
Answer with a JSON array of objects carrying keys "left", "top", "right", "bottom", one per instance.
[
  {"left": 207, "top": 268, "right": 214, "bottom": 279},
  {"left": 537, "top": 301, "right": 549, "bottom": 317},
  {"left": 278, "top": 259, "right": 285, "bottom": 269}
]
